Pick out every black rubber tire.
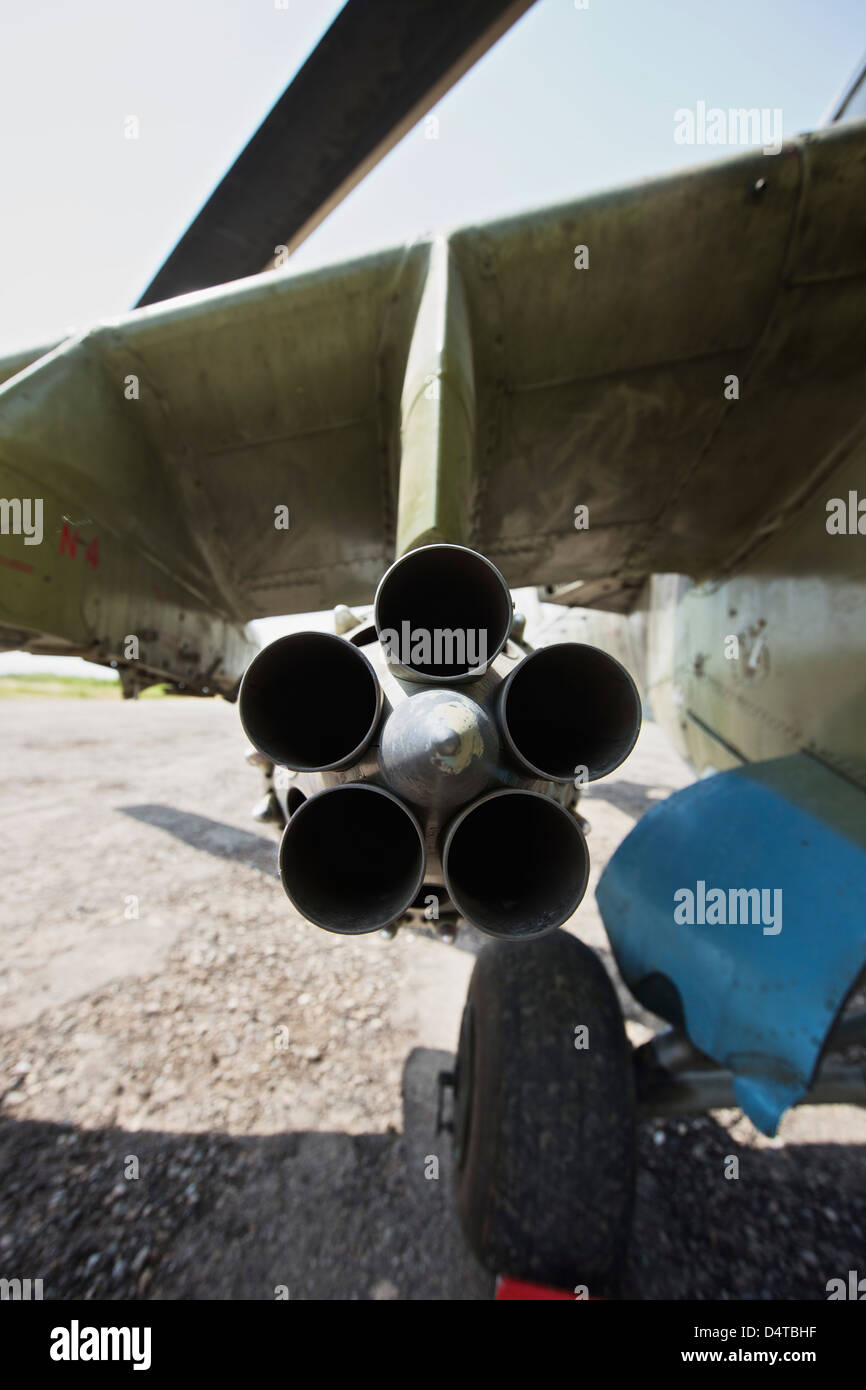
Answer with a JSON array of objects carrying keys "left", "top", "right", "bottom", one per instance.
[{"left": 453, "top": 931, "right": 636, "bottom": 1291}]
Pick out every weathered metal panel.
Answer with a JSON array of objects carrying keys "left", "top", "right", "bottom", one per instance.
[
  {"left": 396, "top": 239, "right": 476, "bottom": 553},
  {"left": 1, "top": 121, "right": 864, "bottom": 701},
  {"left": 598, "top": 755, "right": 866, "bottom": 1135}
]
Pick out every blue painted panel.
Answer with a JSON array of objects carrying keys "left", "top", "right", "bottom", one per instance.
[{"left": 597, "top": 755, "right": 866, "bottom": 1134}]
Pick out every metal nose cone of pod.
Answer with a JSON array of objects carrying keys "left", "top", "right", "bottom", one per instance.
[{"left": 379, "top": 687, "right": 500, "bottom": 810}]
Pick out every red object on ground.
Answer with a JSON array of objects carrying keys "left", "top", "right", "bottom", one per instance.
[{"left": 495, "top": 1276, "right": 578, "bottom": 1300}]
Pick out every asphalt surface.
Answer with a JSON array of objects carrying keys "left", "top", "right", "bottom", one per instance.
[{"left": 1, "top": 697, "right": 864, "bottom": 1299}]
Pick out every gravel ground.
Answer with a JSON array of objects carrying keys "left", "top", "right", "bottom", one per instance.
[{"left": 1, "top": 696, "right": 864, "bottom": 1300}]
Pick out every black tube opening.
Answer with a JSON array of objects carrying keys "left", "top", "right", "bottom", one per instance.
[
  {"left": 239, "top": 632, "right": 382, "bottom": 771},
  {"left": 280, "top": 784, "right": 425, "bottom": 934},
  {"left": 443, "top": 789, "right": 588, "bottom": 939},
  {"left": 501, "top": 643, "right": 641, "bottom": 782},
  {"left": 374, "top": 544, "right": 512, "bottom": 680}
]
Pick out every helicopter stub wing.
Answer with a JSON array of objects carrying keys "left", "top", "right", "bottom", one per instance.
[{"left": 1, "top": 119, "right": 864, "bottom": 688}]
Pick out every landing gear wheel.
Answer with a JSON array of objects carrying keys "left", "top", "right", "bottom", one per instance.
[{"left": 453, "top": 931, "right": 636, "bottom": 1292}]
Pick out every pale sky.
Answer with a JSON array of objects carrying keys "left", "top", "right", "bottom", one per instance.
[{"left": 1, "top": 0, "right": 863, "bottom": 675}]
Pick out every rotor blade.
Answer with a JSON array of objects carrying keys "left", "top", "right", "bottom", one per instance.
[{"left": 135, "top": 0, "right": 536, "bottom": 308}]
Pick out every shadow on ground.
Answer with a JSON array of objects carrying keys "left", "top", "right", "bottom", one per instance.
[
  {"left": 120, "top": 805, "right": 279, "bottom": 879},
  {"left": 0, "top": 1049, "right": 492, "bottom": 1301},
  {"left": 121, "top": 802, "right": 489, "bottom": 955},
  {"left": 623, "top": 1115, "right": 866, "bottom": 1300},
  {"left": 1, "top": 1045, "right": 864, "bottom": 1300}
]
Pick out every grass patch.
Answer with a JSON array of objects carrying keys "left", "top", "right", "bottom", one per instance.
[{"left": 0, "top": 674, "right": 170, "bottom": 699}]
